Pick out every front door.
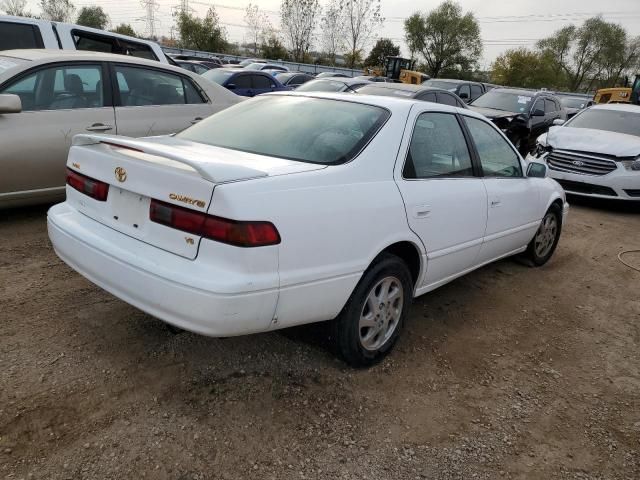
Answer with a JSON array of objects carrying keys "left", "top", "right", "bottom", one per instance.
[
  {"left": 461, "top": 115, "right": 540, "bottom": 263},
  {"left": 112, "top": 64, "right": 214, "bottom": 137},
  {"left": 0, "top": 62, "right": 115, "bottom": 198},
  {"left": 395, "top": 109, "right": 488, "bottom": 289}
]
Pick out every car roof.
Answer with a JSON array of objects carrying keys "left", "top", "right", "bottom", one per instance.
[
  {"left": 590, "top": 103, "right": 640, "bottom": 113},
  {"left": 426, "top": 78, "right": 479, "bottom": 84},
  {"left": 490, "top": 87, "right": 544, "bottom": 96},
  {"left": 356, "top": 83, "right": 449, "bottom": 94},
  {"left": 311, "top": 77, "right": 371, "bottom": 85}
]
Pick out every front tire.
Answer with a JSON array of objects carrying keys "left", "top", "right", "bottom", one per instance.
[
  {"left": 526, "top": 204, "right": 562, "bottom": 266},
  {"left": 333, "top": 253, "right": 413, "bottom": 367}
]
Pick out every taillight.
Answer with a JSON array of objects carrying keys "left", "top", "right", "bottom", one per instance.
[
  {"left": 66, "top": 168, "right": 109, "bottom": 201},
  {"left": 150, "top": 199, "right": 280, "bottom": 247}
]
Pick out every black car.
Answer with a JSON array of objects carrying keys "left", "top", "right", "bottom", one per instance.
[
  {"left": 274, "top": 72, "right": 315, "bottom": 88},
  {"left": 557, "top": 95, "right": 594, "bottom": 118},
  {"left": 175, "top": 60, "right": 212, "bottom": 75},
  {"left": 422, "top": 78, "right": 488, "bottom": 103},
  {"left": 468, "top": 88, "right": 567, "bottom": 155},
  {"left": 355, "top": 83, "right": 467, "bottom": 108}
]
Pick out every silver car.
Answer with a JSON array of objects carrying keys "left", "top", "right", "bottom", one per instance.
[{"left": 0, "top": 50, "right": 241, "bottom": 208}]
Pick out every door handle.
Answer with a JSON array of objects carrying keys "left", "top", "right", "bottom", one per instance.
[
  {"left": 190, "top": 117, "right": 203, "bottom": 124},
  {"left": 85, "top": 123, "right": 113, "bottom": 132},
  {"left": 490, "top": 200, "right": 502, "bottom": 208},
  {"left": 412, "top": 205, "right": 431, "bottom": 219}
]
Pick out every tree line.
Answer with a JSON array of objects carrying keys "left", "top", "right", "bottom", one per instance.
[{"left": 2, "top": 0, "right": 639, "bottom": 91}]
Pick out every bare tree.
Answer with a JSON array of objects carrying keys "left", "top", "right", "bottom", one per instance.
[
  {"left": 1, "top": 0, "right": 28, "bottom": 16},
  {"left": 280, "top": 0, "right": 320, "bottom": 62},
  {"left": 245, "top": 3, "right": 270, "bottom": 56},
  {"left": 320, "top": 0, "right": 344, "bottom": 65},
  {"left": 40, "top": 0, "right": 75, "bottom": 22},
  {"left": 340, "top": 0, "right": 383, "bottom": 68}
]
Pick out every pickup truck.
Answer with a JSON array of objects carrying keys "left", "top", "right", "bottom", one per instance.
[{"left": 0, "top": 15, "right": 169, "bottom": 63}]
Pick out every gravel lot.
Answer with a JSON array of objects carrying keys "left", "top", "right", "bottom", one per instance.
[{"left": 1, "top": 199, "right": 639, "bottom": 480}]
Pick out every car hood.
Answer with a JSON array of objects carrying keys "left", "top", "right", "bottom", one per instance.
[
  {"left": 468, "top": 106, "right": 519, "bottom": 120},
  {"left": 546, "top": 126, "right": 640, "bottom": 158}
]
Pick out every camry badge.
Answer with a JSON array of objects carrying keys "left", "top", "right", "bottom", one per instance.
[
  {"left": 114, "top": 167, "right": 127, "bottom": 182},
  {"left": 571, "top": 160, "right": 585, "bottom": 167}
]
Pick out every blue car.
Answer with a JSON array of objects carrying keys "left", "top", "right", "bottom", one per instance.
[{"left": 202, "top": 68, "right": 290, "bottom": 97}]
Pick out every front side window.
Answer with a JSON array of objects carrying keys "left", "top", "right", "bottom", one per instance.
[
  {"left": 233, "top": 75, "right": 252, "bottom": 88},
  {"left": 436, "top": 92, "right": 458, "bottom": 107},
  {"left": 252, "top": 74, "right": 274, "bottom": 89},
  {"left": 544, "top": 99, "right": 557, "bottom": 113},
  {"left": 532, "top": 99, "right": 544, "bottom": 114},
  {"left": 470, "top": 85, "right": 483, "bottom": 100},
  {"left": 463, "top": 116, "right": 522, "bottom": 178},
  {"left": 459, "top": 84, "right": 471, "bottom": 99},
  {"left": 1, "top": 64, "right": 103, "bottom": 111},
  {"left": 114, "top": 65, "right": 203, "bottom": 106},
  {"left": 418, "top": 92, "right": 436, "bottom": 103},
  {"left": 404, "top": 112, "right": 473, "bottom": 179},
  {"left": 178, "top": 96, "right": 389, "bottom": 165}
]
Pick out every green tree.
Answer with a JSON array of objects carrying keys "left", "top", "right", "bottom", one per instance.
[
  {"left": 111, "top": 24, "right": 137, "bottom": 38},
  {"left": 261, "top": 31, "right": 289, "bottom": 60},
  {"left": 364, "top": 38, "right": 399, "bottom": 67},
  {"left": 244, "top": 4, "right": 269, "bottom": 56},
  {"left": 280, "top": 0, "right": 320, "bottom": 62},
  {"left": 40, "top": 0, "right": 74, "bottom": 22},
  {"left": 340, "top": 0, "right": 384, "bottom": 68},
  {"left": 491, "top": 48, "right": 561, "bottom": 89},
  {"left": 320, "top": 0, "right": 344, "bottom": 66},
  {"left": 176, "top": 8, "right": 228, "bottom": 53},
  {"left": 76, "top": 6, "right": 109, "bottom": 30},
  {"left": 1, "top": 0, "right": 29, "bottom": 16},
  {"left": 404, "top": 1, "right": 482, "bottom": 78}
]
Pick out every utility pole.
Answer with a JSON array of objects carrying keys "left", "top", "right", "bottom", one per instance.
[{"left": 140, "top": 0, "right": 158, "bottom": 38}]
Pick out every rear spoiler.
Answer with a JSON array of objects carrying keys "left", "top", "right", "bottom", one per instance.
[{"left": 72, "top": 134, "right": 269, "bottom": 184}]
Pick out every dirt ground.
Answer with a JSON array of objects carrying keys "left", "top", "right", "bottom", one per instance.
[{"left": 1, "top": 198, "right": 639, "bottom": 480}]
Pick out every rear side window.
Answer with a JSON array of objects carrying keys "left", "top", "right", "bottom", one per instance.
[
  {"left": 178, "top": 96, "right": 390, "bottom": 165},
  {"left": 0, "top": 22, "right": 44, "bottom": 50},
  {"left": 470, "top": 84, "right": 483, "bottom": 100},
  {"left": 436, "top": 92, "right": 458, "bottom": 107},
  {"left": 252, "top": 75, "right": 274, "bottom": 89},
  {"left": 114, "top": 65, "right": 204, "bottom": 106},
  {"left": 233, "top": 75, "right": 252, "bottom": 88},
  {"left": 404, "top": 112, "right": 473, "bottom": 179},
  {"left": 418, "top": 92, "right": 437, "bottom": 103},
  {"left": 544, "top": 99, "right": 557, "bottom": 113},
  {"left": 459, "top": 84, "right": 470, "bottom": 99},
  {"left": 73, "top": 30, "right": 157, "bottom": 61}
]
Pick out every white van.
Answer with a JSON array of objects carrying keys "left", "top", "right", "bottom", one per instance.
[{"left": 0, "top": 15, "right": 170, "bottom": 63}]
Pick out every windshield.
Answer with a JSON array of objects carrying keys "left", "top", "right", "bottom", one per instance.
[
  {"left": 471, "top": 91, "right": 533, "bottom": 113},
  {"left": 0, "top": 55, "right": 27, "bottom": 74},
  {"left": 295, "top": 79, "right": 350, "bottom": 92},
  {"left": 566, "top": 108, "right": 640, "bottom": 137},
  {"left": 178, "top": 96, "right": 390, "bottom": 165},
  {"left": 202, "top": 69, "right": 234, "bottom": 84},
  {"left": 560, "top": 97, "right": 588, "bottom": 109},
  {"left": 423, "top": 80, "right": 458, "bottom": 91}
]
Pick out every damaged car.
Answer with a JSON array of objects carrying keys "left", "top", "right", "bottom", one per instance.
[
  {"left": 528, "top": 103, "right": 640, "bottom": 201},
  {"left": 469, "top": 88, "right": 566, "bottom": 155}
]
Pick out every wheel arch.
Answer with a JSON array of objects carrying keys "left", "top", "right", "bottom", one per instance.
[{"left": 370, "top": 240, "right": 424, "bottom": 289}]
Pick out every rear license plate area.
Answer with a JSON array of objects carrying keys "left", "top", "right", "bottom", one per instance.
[{"left": 110, "top": 188, "right": 150, "bottom": 231}]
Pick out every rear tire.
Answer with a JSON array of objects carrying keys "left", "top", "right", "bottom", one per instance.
[
  {"left": 525, "top": 204, "right": 562, "bottom": 266},
  {"left": 333, "top": 253, "right": 413, "bottom": 367}
]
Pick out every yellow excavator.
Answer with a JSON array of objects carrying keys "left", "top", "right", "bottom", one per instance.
[
  {"left": 594, "top": 74, "right": 640, "bottom": 105},
  {"left": 364, "top": 56, "right": 430, "bottom": 85}
]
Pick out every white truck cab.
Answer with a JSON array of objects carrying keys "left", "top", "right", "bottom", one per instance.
[{"left": 0, "top": 15, "right": 169, "bottom": 64}]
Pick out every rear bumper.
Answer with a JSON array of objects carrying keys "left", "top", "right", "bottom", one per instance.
[{"left": 47, "top": 202, "right": 278, "bottom": 337}]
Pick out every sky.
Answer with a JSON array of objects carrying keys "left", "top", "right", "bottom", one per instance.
[{"left": 22, "top": 0, "right": 640, "bottom": 68}]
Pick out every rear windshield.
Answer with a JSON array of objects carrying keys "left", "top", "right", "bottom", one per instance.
[
  {"left": 567, "top": 108, "right": 640, "bottom": 137},
  {"left": 356, "top": 85, "right": 415, "bottom": 98},
  {"left": 422, "top": 80, "right": 458, "bottom": 91},
  {"left": 178, "top": 96, "right": 390, "bottom": 165},
  {"left": 471, "top": 90, "right": 534, "bottom": 113},
  {"left": 295, "top": 79, "right": 349, "bottom": 92},
  {"left": 202, "top": 69, "right": 234, "bottom": 84},
  {"left": 0, "top": 22, "right": 44, "bottom": 50}
]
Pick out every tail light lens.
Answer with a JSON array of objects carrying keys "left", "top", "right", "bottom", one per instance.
[
  {"left": 150, "top": 199, "right": 280, "bottom": 247},
  {"left": 66, "top": 168, "right": 109, "bottom": 201}
]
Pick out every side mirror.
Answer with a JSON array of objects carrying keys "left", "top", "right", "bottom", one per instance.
[
  {"left": 226, "top": 83, "right": 237, "bottom": 90},
  {"left": 527, "top": 161, "right": 547, "bottom": 178},
  {"left": 552, "top": 118, "right": 565, "bottom": 126},
  {"left": 532, "top": 108, "right": 545, "bottom": 117},
  {"left": 0, "top": 94, "right": 22, "bottom": 114}
]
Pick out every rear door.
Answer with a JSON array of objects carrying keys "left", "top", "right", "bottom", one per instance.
[
  {"left": 0, "top": 62, "right": 114, "bottom": 196},
  {"left": 112, "top": 63, "right": 215, "bottom": 137},
  {"left": 461, "top": 115, "right": 540, "bottom": 263},
  {"left": 395, "top": 108, "right": 487, "bottom": 288},
  {"left": 230, "top": 73, "right": 253, "bottom": 96},
  {"left": 251, "top": 73, "right": 277, "bottom": 95}
]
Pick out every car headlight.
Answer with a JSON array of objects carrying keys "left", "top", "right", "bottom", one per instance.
[{"left": 621, "top": 158, "right": 640, "bottom": 171}]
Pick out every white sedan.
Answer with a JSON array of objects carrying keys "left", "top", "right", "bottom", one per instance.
[
  {"left": 48, "top": 93, "right": 568, "bottom": 366},
  {"left": 0, "top": 49, "right": 241, "bottom": 208},
  {"left": 528, "top": 103, "right": 640, "bottom": 201}
]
